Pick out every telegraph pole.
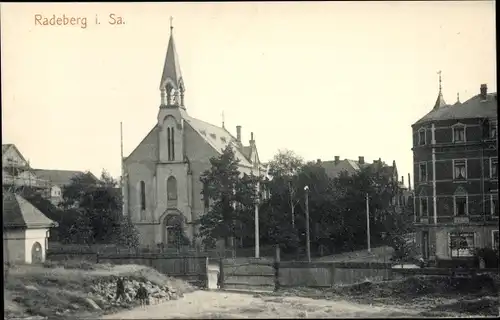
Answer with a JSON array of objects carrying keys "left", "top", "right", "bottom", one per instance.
[
  {"left": 366, "top": 193, "right": 371, "bottom": 253},
  {"left": 255, "top": 177, "right": 260, "bottom": 259},
  {"left": 304, "top": 186, "right": 311, "bottom": 262}
]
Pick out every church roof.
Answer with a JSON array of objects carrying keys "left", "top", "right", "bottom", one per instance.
[
  {"left": 182, "top": 111, "right": 254, "bottom": 168},
  {"left": 3, "top": 192, "right": 57, "bottom": 229}
]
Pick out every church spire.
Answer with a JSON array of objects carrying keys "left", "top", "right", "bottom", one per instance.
[
  {"left": 433, "top": 70, "right": 446, "bottom": 110},
  {"left": 160, "top": 17, "right": 185, "bottom": 108}
]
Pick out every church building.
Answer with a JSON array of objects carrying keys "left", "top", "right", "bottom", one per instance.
[{"left": 122, "top": 23, "right": 268, "bottom": 248}]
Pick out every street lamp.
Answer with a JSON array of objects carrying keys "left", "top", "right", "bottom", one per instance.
[{"left": 304, "top": 185, "right": 311, "bottom": 262}]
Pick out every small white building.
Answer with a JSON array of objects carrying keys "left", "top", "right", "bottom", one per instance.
[{"left": 3, "top": 192, "right": 58, "bottom": 264}]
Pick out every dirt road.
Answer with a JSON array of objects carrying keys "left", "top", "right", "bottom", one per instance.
[{"left": 102, "top": 290, "right": 422, "bottom": 319}]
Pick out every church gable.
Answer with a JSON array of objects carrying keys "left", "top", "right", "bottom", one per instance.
[{"left": 124, "top": 127, "right": 159, "bottom": 165}]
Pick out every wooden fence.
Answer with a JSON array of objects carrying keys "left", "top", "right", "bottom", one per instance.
[
  {"left": 277, "top": 261, "right": 393, "bottom": 288},
  {"left": 46, "top": 251, "right": 209, "bottom": 288}
]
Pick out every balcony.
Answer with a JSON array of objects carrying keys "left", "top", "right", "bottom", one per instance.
[{"left": 453, "top": 216, "right": 470, "bottom": 224}]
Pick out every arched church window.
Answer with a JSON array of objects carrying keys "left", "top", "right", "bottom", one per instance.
[
  {"left": 139, "top": 180, "right": 146, "bottom": 211},
  {"left": 167, "top": 176, "right": 177, "bottom": 200},
  {"left": 167, "top": 127, "right": 175, "bottom": 161}
]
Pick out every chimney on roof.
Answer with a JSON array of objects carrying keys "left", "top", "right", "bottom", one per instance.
[
  {"left": 358, "top": 156, "right": 365, "bottom": 164},
  {"left": 480, "top": 84, "right": 488, "bottom": 100},
  {"left": 236, "top": 125, "right": 242, "bottom": 142},
  {"left": 334, "top": 156, "right": 340, "bottom": 165},
  {"left": 401, "top": 175, "right": 405, "bottom": 186},
  {"left": 408, "top": 173, "right": 411, "bottom": 191},
  {"left": 249, "top": 132, "right": 255, "bottom": 146}
]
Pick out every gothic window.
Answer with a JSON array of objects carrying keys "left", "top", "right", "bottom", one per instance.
[
  {"left": 490, "top": 122, "right": 497, "bottom": 139},
  {"left": 420, "top": 197, "right": 428, "bottom": 217},
  {"left": 167, "top": 176, "right": 177, "bottom": 200},
  {"left": 167, "top": 127, "right": 175, "bottom": 161},
  {"left": 139, "top": 180, "right": 146, "bottom": 211},
  {"left": 203, "top": 182, "right": 209, "bottom": 210},
  {"left": 453, "top": 159, "right": 467, "bottom": 180}
]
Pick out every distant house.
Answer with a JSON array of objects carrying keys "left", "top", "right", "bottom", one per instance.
[
  {"left": 3, "top": 191, "right": 58, "bottom": 264},
  {"left": 2, "top": 143, "right": 100, "bottom": 206},
  {"left": 318, "top": 156, "right": 411, "bottom": 208},
  {"left": 31, "top": 169, "right": 100, "bottom": 206}
]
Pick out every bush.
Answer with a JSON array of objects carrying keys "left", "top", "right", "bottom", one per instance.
[{"left": 473, "top": 247, "right": 499, "bottom": 268}]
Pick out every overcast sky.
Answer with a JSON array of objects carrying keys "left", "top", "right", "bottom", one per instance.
[{"left": 2, "top": 1, "right": 496, "bottom": 186}]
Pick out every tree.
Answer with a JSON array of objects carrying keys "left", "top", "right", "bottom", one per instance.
[
  {"left": 60, "top": 169, "right": 139, "bottom": 247},
  {"left": 198, "top": 145, "right": 257, "bottom": 248}
]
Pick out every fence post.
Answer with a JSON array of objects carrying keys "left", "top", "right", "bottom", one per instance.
[
  {"left": 96, "top": 252, "right": 100, "bottom": 264},
  {"left": 204, "top": 257, "right": 209, "bottom": 289},
  {"left": 218, "top": 258, "right": 225, "bottom": 290},
  {"left": 330, "top": 263, "right": 336, "bottom": 287},
  {"left": 274, "top": 245, "right": 280, "bottom": 292}
]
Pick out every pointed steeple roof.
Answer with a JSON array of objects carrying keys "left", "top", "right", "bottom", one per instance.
[
  {"left": 433, "top": 70, "right": 447, "bottom": 110},
  {"left": 453, "top": 92, "right": 461, "bottom": 106},
  {"left": 159, "top": 18, "right": 183, "bottom": 91}
]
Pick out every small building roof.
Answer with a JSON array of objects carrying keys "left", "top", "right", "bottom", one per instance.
[
  {"left": 32, "top": 169, "right": 99, "bottom": 186},
  {"left": 3, "top": 192, "right": 57, "bottom": 229}
]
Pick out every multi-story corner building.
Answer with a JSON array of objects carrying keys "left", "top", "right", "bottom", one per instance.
[{"left": 412, "top": 80, "right": 498, "bottom": 266}]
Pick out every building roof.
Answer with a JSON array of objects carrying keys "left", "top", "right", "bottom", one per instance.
[
  {"left": 414, "top": 92, "right": 497, "bottom": 126},
  {"left": 32, "top": 169, "right": 98, "bottom": 186},
  {"left": 321, "top": 157, "right": 396, "bottom": 180},
  {"left": 3, "top": 192, "right": 57, "bottom": 229},
  {"left": 2, "top": 144, "right": 29, "bottom": 166},
  {"left": 182, "top": 110, "right": 254, "bottom": 167}
]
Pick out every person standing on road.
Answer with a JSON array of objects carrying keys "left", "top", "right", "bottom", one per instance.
[
  {"left": 115, "top": 277, "right": 127, "bottom": 302},
  {"left": 136, "top": 284, "right": 149, "bottom": 308}
]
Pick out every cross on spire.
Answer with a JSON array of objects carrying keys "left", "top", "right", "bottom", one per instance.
[
  {"left": 170, "top": 16, "right": 174, "bottom": 34},
  {"left": 221, "top": 111, "right": 225, "bottom": 128}
]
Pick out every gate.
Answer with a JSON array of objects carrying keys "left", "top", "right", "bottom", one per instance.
[{"left": 219, "top": 258, "right": 277, "bottom": 292}]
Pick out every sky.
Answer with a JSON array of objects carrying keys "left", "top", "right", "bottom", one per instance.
[{"left": 1, "top": 1, "right": 497, "bottom": 187}]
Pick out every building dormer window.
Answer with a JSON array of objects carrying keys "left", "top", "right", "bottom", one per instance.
[
  {"left": 418, "top": 128, "right": 426, "bottom": 146},
  {"left": 453, "top": 159, "right": 467, "bottom": 180},
  {"left": 452, "top": 124, "right": 466, "bottom": 143}
]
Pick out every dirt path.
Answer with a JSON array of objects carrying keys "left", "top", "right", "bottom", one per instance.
[{"left": 102, "top": 290, "right": 422, "bottom": 319}]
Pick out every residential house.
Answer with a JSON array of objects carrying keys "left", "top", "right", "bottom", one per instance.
[
  {"left": 319, "top": 156, "right": 410, "bottom": 208},
  {"left": 411, "top": 81, "right": 498, "bottom": 266},
  {"left": 2, "top": 143, "right": 99, "bottom": 206}
]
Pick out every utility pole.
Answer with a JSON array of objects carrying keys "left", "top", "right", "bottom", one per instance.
[
  {"left": 366, "top": 193, "right": 371, "bottom": 253},
  {"left": 255, "top": 174, "right": 260, "bottom": 259},
  {"left": 304, "top": 186, "right": 311, "bottom": 262}
]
